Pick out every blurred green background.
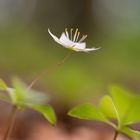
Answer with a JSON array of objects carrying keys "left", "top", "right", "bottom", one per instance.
[{"left": 0, "top": 0, "right": 140, "bottom": 106}]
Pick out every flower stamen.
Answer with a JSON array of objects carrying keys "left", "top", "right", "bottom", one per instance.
[
  {"left": 78, "top": 35, "right": 87, "bottom": 42},
  {"left": 65, "top": 28, "right": 69, "bottom": 39},
  {"left": 70, "top": 28, "right": 73, "bottom": 41},
  {"left": 73, "top": 28, "right": 78, "bottom": 42},
  {"left": 76, "top": 32, "right": 80, "bottom": 42}
]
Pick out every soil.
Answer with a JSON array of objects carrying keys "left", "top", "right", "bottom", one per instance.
[{"left": 27, "top": 123, "right": 129, "bottom": 140}]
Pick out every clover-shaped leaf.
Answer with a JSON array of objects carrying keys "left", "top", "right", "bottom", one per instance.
[
  {"left": 109, "top": 86, "right": 135, "bottom": 125},
  {"left": 99, "top": 95, "right": 119, "bottom": 123},
  {"left": 68, "top": 85, "right": 140, "bottom": 139},
  {"left": 11, "top": 78, "right": 48, "bottom": 105},
  {"left": 0, "top": 78, "right": 56, "bottom": 125},
  {"left": 121, "top": 126, "right": 140, "bottom": 140},
  {"left": 0, "top": 79, "right": 8, "bottom": 90},
  {"left": 25, "top": 103, "right": 56, "bottom": 125},
  {"left": 125, "top": 98, "right": 140, "bottom": 125},
  {"left": 68, "top": 103, "right": 107, "bottom": 122}
]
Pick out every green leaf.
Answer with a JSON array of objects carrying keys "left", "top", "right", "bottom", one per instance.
[
  {"left": 68, "top": 103, "right": 106, "bottom": 122},
  {"left": 12, "top": 78, "right": 48, "bottom": 105},
  {"left": 121, "top": 126, "right": 140, "bottom": 140},
  {"left": 25, "top": 103, "right": 56, "bottom": 125},
  {"left": 125, "top": 97, "right": 140, "bottom": 124},
  {"left": 0, "top": 79, "right": 16, "bottom": 103},
  {"left": 0, "top": 78, "right": 55, "bottom": 125},
  {"left": 109, "top": 85, "right": 134, "bottom": 125},
  {"left": 25, "top": 89, "right": 49, "bottom": 104},
  {"left": 0, "top": 79, "right": 8, "bottom": 90},
  {"left": 68, "top": 86, "right": 140, "bottom": 139},
  {"left": 12, "top": 78, "right": 29, "bottom": 103},
  {"left": 99, "top": 95, "right": 119, "bottom": 121},
  {"left": 7, "top": 88, "right": 17, "bottom": 104}
]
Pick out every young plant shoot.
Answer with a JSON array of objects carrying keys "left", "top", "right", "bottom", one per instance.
[
  {"left": 0, "top": 78, "right": 56, "bottom": 140},
  {"left": 68, "top": 85, "right": 140, "bottom": 140}
]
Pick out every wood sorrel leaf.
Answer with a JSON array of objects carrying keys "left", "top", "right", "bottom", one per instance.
[
  {"left": 25, "top": 103, "right": 56, "bottom": 125},
  {"left": 109, "top": 85, "right": 135, "bottom": 125},
  {"left": 68, "top": 103, "right": 107, "bottom": 122},
  {"left": 121, "top": 126, "right": 140, "bottom": 140},
  {"left": 0, "top": 78, "right": 56, "bottom": 125},
  {"left": 68, "top": 85, "right": 140, "bottom": 139},
  {"left": 12, "top": 78, "right": 48, "bottom": 105},
  {"left": 24, "top": 89, "right": 49, "bottom": 104},
  {"left": 0, "top": 79, "right": 16, "bottom": 103},
  {"left": 124, "top": 97, "right": 140, "bottom": 125},
  {"left": 99, "top": 95, "right": 119, "bottom": 122},
  {"left": 12, "top": 78, "right": 29, "bottom": 103},
  {"left": 0, "top": 79, "right": 8, "bottom": 90},
  {"left": 7, "top": 88, "right": 17, "bottom": 104},
  {"left": 12, "top": 78, "right": 56, "bottom": 125}
]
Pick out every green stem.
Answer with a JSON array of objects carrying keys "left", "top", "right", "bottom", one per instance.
[
  {"left": 27, "top": 51, "right": 72, "bottom": 90},
  {"left": 113, "top": 130, "right": 119, "bottom": 140},
  {"left": 3, "top": 105, "right": 18, "bottom": 140}
]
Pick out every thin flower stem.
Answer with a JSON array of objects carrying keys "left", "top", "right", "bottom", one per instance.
[
  {"left": 27, "top": 51, "right": 72, "bottom": 90},
  {"left": 113, "top": 130, "right": 119, "bottom": 140},
  {"left": 3, "top": 105, "right": 18, "bottom": 140}
]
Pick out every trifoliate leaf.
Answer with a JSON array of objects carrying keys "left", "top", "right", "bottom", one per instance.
[
  {"left": 25, "top": 103, "right": 56, "bottom": 125},
  {"left": 109, "top": 86, "right": 134, "bottom": 124},
  {"left": 68, "top": 103, "right": 106, "bottom": 122},
  {"left": 68, "top": 85, "right": 140, "bottom": 140},
  {"left": 12, "top": 78, "right": 48, "bottom": 105},
  {"left": 12, "top": 78, "right": 29, "bottom": 103},
  {"left": 0, "top": 78, "right": 56, "bottom": 125},
  {"left": 99, "top": 95, "right": 119, "bottom": 122},
  {"left": 0, "top": 79, "right": 15, "bottom": 103},
  {"left": 125, "top": 97, "right": 140, "bottom": 125},
  {"left": 0, "top": 79, "right": 8, "bottom": 90},
  {"left": 25, "top": 89, "right": 49, "bottom": 104},
  {"left": 121, "top": 126, "right": 140, "bottom": 140},
  {"left": 7, "top": 88, "right": 17, "bottom": 104}
]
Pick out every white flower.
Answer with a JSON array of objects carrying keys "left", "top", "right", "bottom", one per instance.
[{"left": 48, "top": 28, "right": 100, "bottom": 52}]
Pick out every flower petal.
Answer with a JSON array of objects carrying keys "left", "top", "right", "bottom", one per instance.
[
  {"left": 82, "top": 47, "right": 100, "bottom": 52},
  {"left": 59, "top": 33, "right": 75, "bottom": 47},
  {"left": 74, "top": 42, "right": 86, "bottom": 50},
  {"left": 48, "top": 29, "right": 62, "bottom": 45}
]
